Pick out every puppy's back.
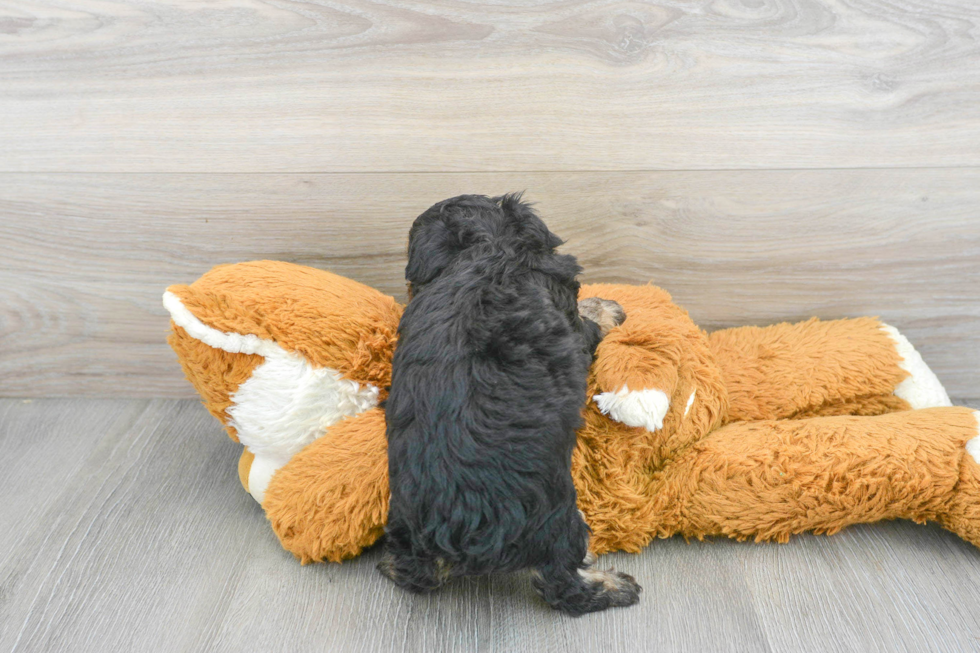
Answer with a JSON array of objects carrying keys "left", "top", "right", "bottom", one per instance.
[{"left": 386, "top": 197, "right": 593, "bottom": 575}]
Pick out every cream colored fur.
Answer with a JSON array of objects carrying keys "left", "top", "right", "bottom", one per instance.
[
  {"left": 966, "top": 412, "right": 980, "bottom": 465},
  {"left": 594, "top": 386, "right": 671, "bottom": 432},
  {"left": 881, "top": 324, "right": 952, "bottom": 409},
  {"left": 683, "top": 389, "right": 696, "bottom": 417}
]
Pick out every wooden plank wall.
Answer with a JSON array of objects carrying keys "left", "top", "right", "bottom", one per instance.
[{"left": 1, "top": 0, "right": 978, "bottom": 398}]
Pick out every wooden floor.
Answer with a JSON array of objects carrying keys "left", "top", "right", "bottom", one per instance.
[{"left": 2, "top": 397, "right": 980, "bottom": 653}]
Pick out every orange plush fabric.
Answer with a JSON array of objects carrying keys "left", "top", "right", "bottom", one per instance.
[
  {"left": 168, "top": 260, "right": 401, "bottom": 393},
  {"left": 168, "top": 324, "right": 263, "bottom": 441},
  {"left": 708, "top": 317, "right": 910, "bottom": 422},
  {"left": 165, "top": 261, "right": 978, "bottom": 564},
  {"left": 666, "top": 408, "right": 980, "bottom": 545},
  {"left": 165, "top": 261, "right": 401, "bottom": 445},
  {"left": 264, "top": 408, "right": 390, "bottom": 563}
]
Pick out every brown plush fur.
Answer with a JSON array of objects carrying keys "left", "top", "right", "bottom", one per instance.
[
  {"left": 169, "top": 260, "right": 401, "bottom": 393},
  {"left": 166, "top": 262, "right": 978, "bottom": 563},
  {"left": 168, "top": 325, "right": 263, "bottom": 442},
  {"left": 167, "top": 262, "right": 402, "bottom": 442},
  {"left": 668, "top": 407, "right": 980, "bottom": 544},
  {"left": 708, "top": 317, "right": 911, "bottom": 422},
  {"left": 583, "top": 283, "right": 730, "bottom": 467},
  {"left": 263, "top": 408, "right": 390, "bottom": 563}
]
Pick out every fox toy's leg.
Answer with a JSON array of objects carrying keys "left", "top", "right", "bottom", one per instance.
[
  {"left": 261, "top": 408, "right": 390, "bottom": 564},
  {"left": 663, "top": 407, "right": 980, "bottom": 547},
  {"left": 941, "top": 419, "right": 980, "bottom": 547},
  {"left": 707, "top": 317, "right": 951, "bottom": 422}
]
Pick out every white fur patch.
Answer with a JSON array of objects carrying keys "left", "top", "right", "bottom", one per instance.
[
  {"left": 163, "top": 290, "right": 380, "bottom": 504},
  {"left": 683, "top": 389, "right": 696, "bottom": 417},
  {"left": 880, "top": 324, "right": 952, "bottom": 409},
  {"left": 966, "top": 412, "right": 980, "bottom": 465},
  {"left": 594, "top": 386, "right": 670, "bottom": 432},
  {"left": 227, "top": 348, "right": 378, "bottom": 461},
  {"left": 247, "top": 454, "right": 280, "bottom": 504}
]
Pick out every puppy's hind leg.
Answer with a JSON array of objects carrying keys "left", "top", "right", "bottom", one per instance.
[
  {"left": 532, "top": 552, "right": 641, "bottom": 617},
  {"left": 531, "top": 513, "right": 641, "bottom": 616},
  {"left": 377, "top": 525, "right": 453, "bottom": 593}
]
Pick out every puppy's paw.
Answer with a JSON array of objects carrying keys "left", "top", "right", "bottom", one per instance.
[
  {"left": 578, "top": 297, "right": 626, "bottom": 336},
  {"left": 377, "top": 551, "right": 399, "bottom": 583},
  {"left": 578, "top": 566, "right": 642, "bottom": 608},
  {"left": 594, "top": 385, "right": 670, "bottom": 431},
  {"left": 605, "top": 570, "right": 642, "bottom": 608}
]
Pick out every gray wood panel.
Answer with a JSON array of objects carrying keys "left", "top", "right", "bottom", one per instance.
[
  {"left": 2, "top": 397, "right": 980, "bottom": 653},
  {"left": 2, "top": 1, "right": 979, "bottom": 172},
  {"left": 2, "top": 170, "right": 978, "bottom": 398}
]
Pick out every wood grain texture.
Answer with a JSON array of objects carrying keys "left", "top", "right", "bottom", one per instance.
[
  {"left": 1, "top": 170, "right": 978, "bottom": 398},
  {"left": 2, "top": 0, "right": 980, "bottom": 172},
  {"left": 2, "top": 398, "right": 980, "bottom": 653}
]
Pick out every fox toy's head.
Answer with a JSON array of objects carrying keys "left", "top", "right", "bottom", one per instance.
[{"left": 165, "top": 260, "right": 402, "bottom": 504}]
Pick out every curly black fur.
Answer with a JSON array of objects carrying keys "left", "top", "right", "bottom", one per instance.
[{"left": 380, "top": 194, "right": 641, "bottom": 615}]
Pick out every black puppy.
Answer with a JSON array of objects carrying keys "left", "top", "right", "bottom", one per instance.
[{"left": 379, "top": 194, "right": 640, "bottom": 615}]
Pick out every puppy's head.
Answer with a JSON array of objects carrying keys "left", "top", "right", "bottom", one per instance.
[{"left": 405, "top": 193, "right": 563, "bottom": 298}]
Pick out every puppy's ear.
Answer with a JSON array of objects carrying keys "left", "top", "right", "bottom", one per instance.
[
  {"left": 405, "top": 196, "right": 489, "bottom": 288},
  {"left": 497, "top": 192, "right": 564, "bottom": 252},
  {"left": 405, "top": 217, "right": 462, "bottom": 288}
]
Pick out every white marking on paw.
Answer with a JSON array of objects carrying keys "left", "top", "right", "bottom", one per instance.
[
  {"left": 594, "top": 386, "right": 670, "bottom": 432},
  {"left": 684, "top": 389, "right": 696, "bottom": 417},
  {"left": 881, "top": 324, "right": 952, "bottom": 409},
  {"left": 966, "top": 412, "right": 980, "bottom": 465}
]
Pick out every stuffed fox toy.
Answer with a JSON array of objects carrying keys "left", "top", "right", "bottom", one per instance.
[{"left": 164, "top": 260, "right": 980, "bottom": 564}]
